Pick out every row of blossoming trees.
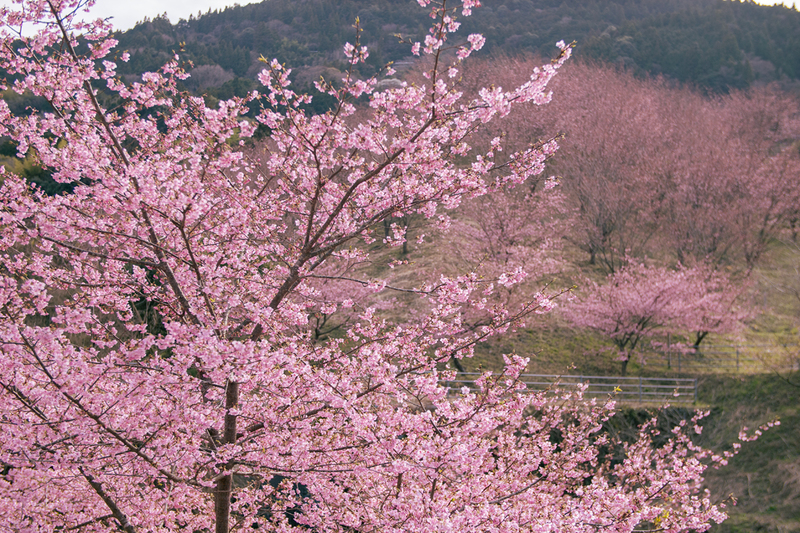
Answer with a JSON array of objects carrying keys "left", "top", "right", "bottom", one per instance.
[
  {"left": 0, "top": 0, "right": 777, "bottom": 531},
  {"left": 432, "top": 56, "right": 800, "bottom": 372}
]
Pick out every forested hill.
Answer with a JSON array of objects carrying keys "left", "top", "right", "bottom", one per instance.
[{"left": 111, "top": 0, "right": 800, "bottom": 95}]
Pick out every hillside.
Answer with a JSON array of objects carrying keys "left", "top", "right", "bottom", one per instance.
[
  {"left": 700, "top": 374, "right": 800, "bottom": 533},
  {"left": 111, "top": 0, "right": 800, "bottom": 95}
]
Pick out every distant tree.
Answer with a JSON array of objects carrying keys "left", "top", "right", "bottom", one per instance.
[
  {"left": 450, "top": 184, "right": 566, "bottom": 276},
  {"left": 568, "top": 263, "right": 695, "bottom": 374},
  {"left": 675, "top": 265, "right": 752, "bottom": 350},
  {"left": 453, "top": 59, "right": 668, "bottom": 273},
  {"left": 543, "top": 64, "right": 672, "bottom": 272},
  {"left": 184, "top": 64, "right": 235, "bottom": 92},
  {"left": 568, "top": 262, "right": 746, "bottom": 373},
  {"left": 460, "top": 59, "right": 800, "bottom": 275},
  {"left": 662, "top": 86, "right": 800, "bottom": 269}
]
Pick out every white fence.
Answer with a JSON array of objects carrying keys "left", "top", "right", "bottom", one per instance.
[
  {"left": 644, "top": 343, "right": 799, "bottom": 374},
  {"left": 444, "top": 373, "right": 697, "bottom": 405}
]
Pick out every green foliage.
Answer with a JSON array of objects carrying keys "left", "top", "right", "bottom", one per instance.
[
  {"left": 107, "top": 0, "right": 800, "bottom": 95},
  {"left": 0, "top": 88, "right": 48, "bottom": 116},
  {"left": 0, "top": 139, "right": 75, "bottom": 196},
  {"left": 580, "top": 1, "right": 799, "bottom": 92},
  {"left": 206, "top": 77, "right": 257, "bottom": 100}
]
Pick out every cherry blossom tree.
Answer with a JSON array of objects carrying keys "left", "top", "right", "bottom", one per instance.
[
  {"left": 546, "top": 67, "right": 676, "bottom": 273},
  {"left": 673, "top": 265, "right": 752, "bottom": 350},
  {"left": 459, "top": 58, "right": 800, "bottom": 274},
  {"left": 660, "top": 86, "right": 800, "bottom": 270},
  {"left": 569, "top": 262, "right": 750, "bottom": 373},
  {"left": 473, "top": 62, "right": 675, "bottom": 274},
  {"left": 432, "top": 180, "right": 567, "bottom": 329},
  {"left": 568, "top": 263, "right": 693, "bottom": 375},
  {"left": 447, "top": 180, "right": 566, "bottom": 276},
  {"left": 0, "top": 1, "right": 757, "bottom": 532}
]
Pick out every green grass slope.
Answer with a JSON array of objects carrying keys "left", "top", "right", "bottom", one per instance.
[{"left": 700, "top": 374, "right": 800, "bottom": 532}]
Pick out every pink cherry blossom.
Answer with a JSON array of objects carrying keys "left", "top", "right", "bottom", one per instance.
[{"left": 0, "top": 1, "right": 752, "bottom": 532}]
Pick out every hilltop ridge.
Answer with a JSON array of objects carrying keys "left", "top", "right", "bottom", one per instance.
[{"left": 111, "top": 0, "right": 800, "bottom": 95}]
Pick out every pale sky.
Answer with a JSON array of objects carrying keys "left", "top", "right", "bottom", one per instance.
[
  {"left": 756, "top": 0, "right": 798, "bottom": 7},
  {"left": 1, "top": 0, "right": 798, "bottom": 32},
  {"left": 0, "top": 0, "right": 263, "bottom": 32},
  {"left": 87, "top": 0, "right": 263, "bottom": 31},
  {"left": 79, "top": 0, "right": 800, "bottom": 31}
]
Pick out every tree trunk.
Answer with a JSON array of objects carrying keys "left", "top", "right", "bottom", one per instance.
[
  {"left": 214, "top": 381, "right": 239, "bottom": 533},
  {"left": 693, "top": 331, "right": 708, "bottom": 351}
]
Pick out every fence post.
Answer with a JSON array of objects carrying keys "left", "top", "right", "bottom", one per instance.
[
  {"left": 667, "top": 333, "right": 671, "bottom": 369},
  {"left": 639, "top": 377, "right": 642, "bottom": 403},
  {"left": 678, "top": 349, "right": 681, "bottom": 373},
  {"left": 736, "top": 347, "right": 740, "bottom": 372},
  {"left": 694, "top": 378, "right": 697, "bottom": 404}
]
